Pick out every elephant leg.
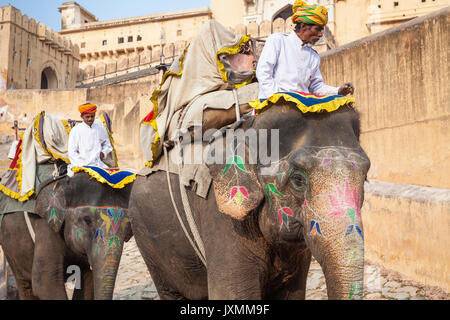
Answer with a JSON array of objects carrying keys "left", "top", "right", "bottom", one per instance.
[
  {"left": 71, "top": 268, "right": 94, "bottom": 300},
  {"left": 280, "top": 249, "right": 312, "bottom": 300},
  {"left": 288, "top": 249, "right": 311, "bottom": 300},
  {"left": 2, "top": 249, "right": 36, "bottom": 300},
  {"left": 132, "top": 232, "right": 188, "bottom": 300},
  {"left": 0, "top": 213, "right": 37, "bottom": 300},
  {"left": 204, "top": 227, "right": 268, "bottom": 299},
  {"left": 31, "top": 217, "right": 68, "bottom": 300}
]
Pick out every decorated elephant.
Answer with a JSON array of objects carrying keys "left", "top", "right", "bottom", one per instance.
[
  {"left": 0, "top": 170, "right": 133, "bottom": 300},
  {"left": 129, "top": 98, "right": 370, "bottom": 299}
]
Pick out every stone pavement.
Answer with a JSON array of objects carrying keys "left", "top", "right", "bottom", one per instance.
[{"left": 113, "top": 237, "right": 450, "bottom": 300}]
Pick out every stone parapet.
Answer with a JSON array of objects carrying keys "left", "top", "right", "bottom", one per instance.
[{"left": 362, "top": 180, "right": 450, "bottom": 293}]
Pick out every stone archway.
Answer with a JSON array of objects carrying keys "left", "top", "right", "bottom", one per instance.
[
  {"left": 41, "top": 66, "right": 58, "bottom": 89},
  {"left": 272, "top": 4, "right": 293, "bottom": 22}
]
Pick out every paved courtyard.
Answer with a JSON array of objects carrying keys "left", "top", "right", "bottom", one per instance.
[{"left": 112, "top": 237, "right": 450, "bottom": 300}]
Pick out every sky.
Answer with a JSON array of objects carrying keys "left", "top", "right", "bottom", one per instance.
[{"left": 0, "top": 0, "right": 211, "bottom": 31}]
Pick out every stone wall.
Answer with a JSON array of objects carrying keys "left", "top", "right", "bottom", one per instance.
[
  {"left": 320, "top": 7, "right": 449, "bottom": 189},
  {"left": 0, "top": 6, "right": 79, "bottom": 90},
  {"left": 362, "top": 180, "right": 450, "bottom": 292}
]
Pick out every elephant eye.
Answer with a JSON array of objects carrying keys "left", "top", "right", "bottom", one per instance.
[
  {"left": 82, "top": 215, "right": 93, "bottom": 227},
  {"left": 289, "top": 169, "right": 309, "bottom": 191}
]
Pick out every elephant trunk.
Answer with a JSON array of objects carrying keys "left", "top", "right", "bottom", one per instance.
[
  {"left": 320, "top": 244, "right": 364, "bottom": 300},
  {"left": 91, "top": 249, "right": 124, "bottom": 300},
  {"left": 303, "top": 169, "right": 366, "bottom": 300},
  {"left": 306, "top": 222, "right": 365, "bottom": 300}
]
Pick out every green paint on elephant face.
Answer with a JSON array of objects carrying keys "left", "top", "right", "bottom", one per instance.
[
  {"left": 48, "top": 208, "right": 60, "bottom": 223},
  {"left": 223, "top": 155, "right": 247, "bottom": 176},
  {"left": 347, "top": 208, "right": 356, "bottom": 223},
  {"left": 266, "top": 183, "right": 286, "bottom": 203},
  {"left": 76, "top": 228, "right": 86, "bottom": 241},
  {"left": 107, "top": 236, "right": 120, "bottom": 249}
]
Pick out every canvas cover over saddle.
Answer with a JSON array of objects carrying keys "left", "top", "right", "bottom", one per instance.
[
  {"left": 140, "top": 20, "right": 258, "bottom": 168},
  {"left": 139, "top": 20, "right": 260, "bottom": 197}
]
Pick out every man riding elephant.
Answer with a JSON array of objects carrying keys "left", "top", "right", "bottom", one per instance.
[
  {"left": 256, "top": 0, "right": 355, "bottom": 100},
  {"left": 0, "top": 111, "right": 134, "bottom": 299},
  {"left": 129, "top": 19, "right": 370, "bottom": 300},
  {"left": 68, "top": 103, "right": 114, "bottom": 176}
]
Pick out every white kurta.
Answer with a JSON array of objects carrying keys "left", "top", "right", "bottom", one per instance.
[
  {"left": 68, "top": 121, "right": 113, "bottom": 175},
  {"left": 256, "top": 31, "right": 339, "bottom": 100}
]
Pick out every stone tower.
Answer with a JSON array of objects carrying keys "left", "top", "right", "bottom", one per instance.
[{"left": 58, "top": 1, "right": 98, "bottom": 31}]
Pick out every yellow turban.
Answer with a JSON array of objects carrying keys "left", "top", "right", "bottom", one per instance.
[
  {"left": 78, "top": 103, "right": 97, "bottom": 115},
  {"left": 292, "top": 0, "right": 328, "bottom": 26}
]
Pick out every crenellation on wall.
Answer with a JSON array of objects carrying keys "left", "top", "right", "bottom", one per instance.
[{"left": 0, "top": 5, "right": 79, "bottom": 89}]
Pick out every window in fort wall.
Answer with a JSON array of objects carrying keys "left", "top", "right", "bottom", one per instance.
[
  {"left": 137, "top": 35, "right": 142, "bottom": 41},
  {"left": 128, "top": 36, "right": 133, "bottom": 42},
  {"left": 118, "top": 37, "right": 124, "bottom": 44},
  {"left": 81, "top": 42, "right": 86, "bottom": 48},
  {"left": 102, "top": 40, "right": 107, "bottom": 46}
]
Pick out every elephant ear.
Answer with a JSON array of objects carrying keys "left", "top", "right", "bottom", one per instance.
[
  {"left": 207, "top": 122, "right": 264, "bottom": 220},
  {"left": 36, "top": 180, "right": 68, "bottom": 233}
]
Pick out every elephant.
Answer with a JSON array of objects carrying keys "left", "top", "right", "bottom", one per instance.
[
  {"left": 128, "top": 102, "right": 370, "bottom": 300},
  {"left": 0, "top": 172, "right": 133, "bottom": 300}
]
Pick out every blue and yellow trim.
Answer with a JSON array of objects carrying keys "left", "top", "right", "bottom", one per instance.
[
  {"left": 249, "top": 91, "right": 355, "bottom": 114},
  {"left": 72, "top": 166, "right": 136, "bottom": 189}
]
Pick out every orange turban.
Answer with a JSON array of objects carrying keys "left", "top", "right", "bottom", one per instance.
[
  {"left": 78, "top": 103, "right": 97, "bottom": 115},
  {"left": 292, "top": 0, "right": 328, "bottom": 26}
]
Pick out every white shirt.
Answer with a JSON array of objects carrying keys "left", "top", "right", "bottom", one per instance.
[
  {"left": 256, "top": 31, "right": 339, "bottom": 100},
  {"left": 68, "top": 121, "right": 113, "bottom": 174}
]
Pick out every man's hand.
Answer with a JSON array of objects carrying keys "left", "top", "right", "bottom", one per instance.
[
  {"left": 100, "top": 152, "right": 105, "bottom": 160},
  {"left": 338, "top": 82, "right": 355, "bottom": 96}
]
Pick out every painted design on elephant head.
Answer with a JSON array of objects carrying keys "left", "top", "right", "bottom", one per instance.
[
  {"left": 265, "top": 183, "right": 286, "bottom": 203},
  {"left": 101, "top": 208, "right": 129, "bottom": 234},
  {"left": 328, "top": 180, "right": 363, "bottom": 239},
  {"left": 328, "top": 180, "right": 361, "bottom": 220},
  {"left": 107, "top": 236, "right": 120, "bottom": 248},
  {"left": 228, "top": 186, "right": 249, "bottom": 206},
  {"left": 47, "top": 193, "right": 63, "bottom": 223},
  {"left": 76, "top": 228, "right": 86, "bottom": 241},
  {"left": 264, "top": 168, "right": 307, "bottom": 230},
  {"left": 309, "top": 220, "right": 322, "bottom": 236},
  {"left": 278, "top": 207, "right": 295, "bottom": 229},
  {"left": 223, "top": 155, "right": 247, "bottom": 176},
  {"left": 95, "top": 229, "right": 104, "bottom": 243},
  {"left": 348, "top": 281, "right": 363, "bottom": 300}
]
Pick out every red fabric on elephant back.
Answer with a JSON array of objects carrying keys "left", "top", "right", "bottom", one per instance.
[{"left": 8, "top": 139, "right": 22, "bottom": 170}]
